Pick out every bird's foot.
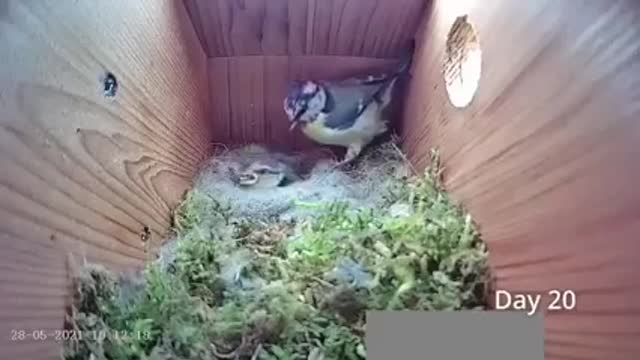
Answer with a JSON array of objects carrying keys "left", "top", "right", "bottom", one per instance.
[
  {"left": 331, "top": 160, "right": 352, "bottom": 171},
  {"left": 331, "top": 144, "right": 363, "bottom": 171},
  {"left": 331, "top": 156, "right": 358, "bottom": 171}
]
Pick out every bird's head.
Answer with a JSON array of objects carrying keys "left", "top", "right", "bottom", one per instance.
[{"left": 283, "top": 80, "right": 327, "bottom": 131}]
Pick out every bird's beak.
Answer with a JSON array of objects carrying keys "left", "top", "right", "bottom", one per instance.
[{"left": 289, "top": 109, "right": 303, "bottom": 131}]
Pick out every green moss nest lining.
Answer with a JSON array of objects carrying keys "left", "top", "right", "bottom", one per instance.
[{"left": 63, "top": 147, "right": 491, "bottom": 360}]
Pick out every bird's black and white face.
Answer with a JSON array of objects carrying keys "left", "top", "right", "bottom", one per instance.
[{"left": 283, "top": 80, "right": 327, "bottom": 131}]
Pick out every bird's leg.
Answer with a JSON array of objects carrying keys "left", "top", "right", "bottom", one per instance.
[{"left": 334, "top": 143, "right": 363, "bottom": 169}]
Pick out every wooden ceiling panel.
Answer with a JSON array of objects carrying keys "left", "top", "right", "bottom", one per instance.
[{"left": 186, "top": 0, "right": 426, "bottom": 58}]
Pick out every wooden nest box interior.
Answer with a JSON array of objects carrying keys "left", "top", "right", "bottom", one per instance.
[{"left": 1, "top": 0, "right": 640, "bottom": 358}]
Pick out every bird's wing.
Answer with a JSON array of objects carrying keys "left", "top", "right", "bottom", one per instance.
[
  {"left": 318, "top": 41, "right": 415, "bottom": 131},
  {"left": 321, "top": 81, "right": 390, "bottom": 130},
  {"left": 335, "top": 73, "right": 393, "bottom": 87}
]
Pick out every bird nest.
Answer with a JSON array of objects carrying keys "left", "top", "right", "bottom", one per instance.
[
  {"left": 63, "top": 142, "right": 492, "bottom": 360},
  {"left": 188, "top": 140, "right": 412, "bottom": 224}
]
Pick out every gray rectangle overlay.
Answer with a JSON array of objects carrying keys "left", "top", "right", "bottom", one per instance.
[{"left": 366, "top": 311, "right": 543, "bottom": 360}]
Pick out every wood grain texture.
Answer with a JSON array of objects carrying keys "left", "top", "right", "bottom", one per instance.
[
  {"left": 0, "top": 0, "right": 209, "bottom": 358},
  {"left": 402, "top": 0, "right": 640, "bottom": 358},
  {"left": 208, "top": 56, "right": 399, "bottom": 151},
  {"left": 188, "top": 0, "right": 425, "bottom": 58}
]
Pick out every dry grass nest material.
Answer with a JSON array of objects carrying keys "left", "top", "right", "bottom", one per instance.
[
  {"left": 63, "top": 142, "right": 492, "bottom": 360},
  {"left": 190, "top": 141, "right": 412, "bottom": 223}
]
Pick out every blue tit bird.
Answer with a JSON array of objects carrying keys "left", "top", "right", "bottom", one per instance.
[{"left": 283, "top": 44, "right": 414, "bottom": 167}]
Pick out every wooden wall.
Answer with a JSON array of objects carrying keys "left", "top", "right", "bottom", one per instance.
[
  {"left": 186, "top": 0, "right": 426, "bottom": 150},
  {"left": 403, "top": 1, "right": 640, "bottom": 359},
  {"left": 0, "top": 1, "right": 209, "bottom": 358}
]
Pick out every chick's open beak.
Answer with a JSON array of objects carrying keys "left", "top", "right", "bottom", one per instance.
[{"left": 238, "top": 173, "right": 258, "bottom": 186}]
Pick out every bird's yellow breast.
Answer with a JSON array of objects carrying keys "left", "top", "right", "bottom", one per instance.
[
  {"left": 301, "top": 111, "right": 386, "bottom": 147},
  {"left": 301, "top": 117, "right": 354, "bottom": 147},
  {"left": 301, "top": 117, "right": 339, "bottom": 141}
]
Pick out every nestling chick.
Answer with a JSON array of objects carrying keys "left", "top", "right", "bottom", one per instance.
[
  {"left": 235, "top": 160, "right": 300, "bottom": 188},
  {"left": 283, "top": 44, "right": 414, "bottom": 167},
  {"left": 225, "top": 145, "right": 303, "bottom": 188}
]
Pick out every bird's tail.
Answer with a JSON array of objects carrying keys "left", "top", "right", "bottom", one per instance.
[
  {"left": 370, "top": 40, "right": 415, "bottom": 105},
  {"left": 359, "top": 40, "right": 415, "bottom": 86},
  {"left": 394, "top": 38, "right": 416, "bottom": 77}
]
